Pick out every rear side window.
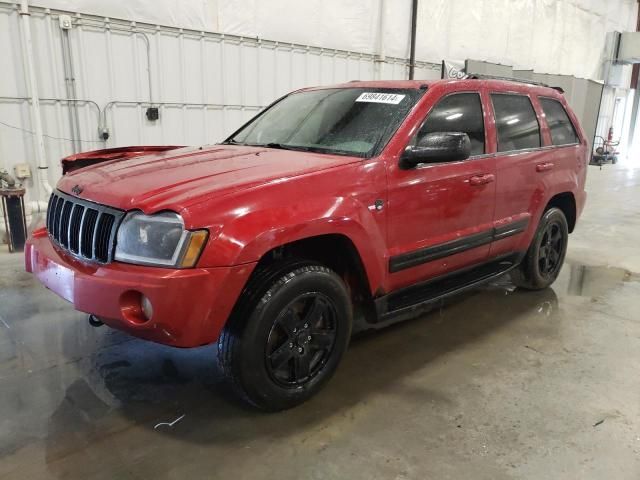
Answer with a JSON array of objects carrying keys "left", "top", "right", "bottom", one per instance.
[
  {"left": 491, "top": 94, "right": 541, "bottom": 152},
  {"left": 539, "top": 98, "right": 578, "bottom": 145},
  {"left": 415, "top": 92, "right": 485, "bottom": 156}
]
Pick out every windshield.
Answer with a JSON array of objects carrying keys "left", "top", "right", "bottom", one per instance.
[{"left": 225, "top": 88, "right": 423, "bottom": 158}]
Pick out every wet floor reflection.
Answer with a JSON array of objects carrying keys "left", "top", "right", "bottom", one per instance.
[
  {"left": 566, "top": 263, "right": 636, "bottom": 297},
  {"left": 6, "top": 285, "right": 555, "bottom": 463},
  {"left": 1, "top": 252, "right": 638, "bottom": 478}
]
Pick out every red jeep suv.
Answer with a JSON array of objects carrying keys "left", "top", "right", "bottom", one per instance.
[{"left": 26, "top": 79, "right": 587, "bottom": 410}]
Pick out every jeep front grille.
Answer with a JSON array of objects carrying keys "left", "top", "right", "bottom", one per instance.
[{"left": 46, "top": 190, "right": 124, "bottom": 263}]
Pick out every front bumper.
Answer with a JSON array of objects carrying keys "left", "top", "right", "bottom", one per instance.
[{"left": 25, "top": 228, "right": 255, "bottom": 347}]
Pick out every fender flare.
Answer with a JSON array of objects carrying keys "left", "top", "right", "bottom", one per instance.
[{"left": 200, "top": 195, "right": 387, "bottom": 294}]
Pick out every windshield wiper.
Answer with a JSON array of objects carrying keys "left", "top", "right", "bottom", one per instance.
[
  {"left": 263, "top": 143, "right": 314, "bottom": 152},
  {"left": 222, "top": 140, "right": 310, "bottom": 151},
  {"left": 225, "top": 141, "right": 355, "bottom": 157}
]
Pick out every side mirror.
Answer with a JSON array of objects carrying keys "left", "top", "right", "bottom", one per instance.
[{"left": 401, "top": 132, "right": 471, "bottom": 168}]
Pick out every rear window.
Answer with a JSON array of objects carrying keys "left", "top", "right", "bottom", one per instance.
[
  {"left": 491, "top": 94, "right": 541, "bottom": 152},
  {"left": 539, "top": 98, "right": 579, "bottom": 146}
]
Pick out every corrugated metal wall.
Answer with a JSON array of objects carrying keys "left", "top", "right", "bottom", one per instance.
[{"left": 0, "top": 1, "right": 441, "bottom": 204}]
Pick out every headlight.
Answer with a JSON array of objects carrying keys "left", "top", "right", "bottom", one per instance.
[{"left": 114, "top": 211, "right": 208, "bottom": 268}]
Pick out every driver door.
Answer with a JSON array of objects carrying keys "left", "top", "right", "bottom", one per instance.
[{"left": 385, "top": 90, "right": 496, "bottom": 291}]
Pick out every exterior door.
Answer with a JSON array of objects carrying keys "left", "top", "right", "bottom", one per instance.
[
  {"left": 386, "top": 91, "right": 496, "bottom": 292},
  {"left": 488, "top": 92, "right": 548, "bottom": 258}
]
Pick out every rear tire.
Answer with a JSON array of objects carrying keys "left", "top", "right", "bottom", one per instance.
[
  {"left": 511, "top": 208, "right": 568, "bottom": 290},
  {"left": 217, "top": 259, "right": 352, "bottom": 411}
]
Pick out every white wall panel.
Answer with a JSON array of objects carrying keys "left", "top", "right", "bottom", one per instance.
[
  {"left": 214, "top": 0, "right": 636, "bottom": 80},
  {"left": 32, "top": 0, "right": 217, "bottom": 32},
  {"left": 0, "top": 8, "right": 25, "bottom": 96},
  {"left": 24, "top": 0, "right": 638, "bottom": 81}
]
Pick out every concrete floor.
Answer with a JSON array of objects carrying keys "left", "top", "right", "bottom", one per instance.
[{"left": 1, "top": 164, "right": 639, "bottom": 479}]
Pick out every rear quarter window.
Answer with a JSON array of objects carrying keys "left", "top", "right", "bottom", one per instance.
[
  {"left": 491, "top": 94, "right": 541, "bottom": 152},
  {"left": 539, "top": 97, "right": 579, "bottom": 146}
]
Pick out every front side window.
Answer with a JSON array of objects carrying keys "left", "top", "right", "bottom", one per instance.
[
  {"left": 226, "top": 88, "right": 423, "bottom": 158},
  {"left": 491, "top": 94, "right": 541, "bottom": 152},
  {"left": 539, "top": 98, "right": 578, "bottom": 146},
  {"left": 413, "top": 92, "right": 485, "bottom": 156}
]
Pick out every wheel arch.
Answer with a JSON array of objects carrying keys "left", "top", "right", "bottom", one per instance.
[
  {"left": 253, "top": 233, "right": 377, "bottom": 322},
  {"left": 545, "top": 192, "right": 577, "bottom": 233}
]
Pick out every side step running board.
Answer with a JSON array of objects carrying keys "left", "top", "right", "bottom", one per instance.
[{"left": 374, "top": 253, "right": 524, "bottom": 324}]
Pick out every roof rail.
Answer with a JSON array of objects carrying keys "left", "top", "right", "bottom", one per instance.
[{"left": 467, "top": 74, "right": 564, "bottom": 94}]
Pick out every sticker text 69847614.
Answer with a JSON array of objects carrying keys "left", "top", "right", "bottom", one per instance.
[{"left": 355, "top": 92, "right": 406, "bottom": 105}]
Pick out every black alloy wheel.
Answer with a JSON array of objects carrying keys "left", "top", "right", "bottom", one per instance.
[
  {"left": 537, "top": 221, "right": 564, "bottom": 279},
  {"left": 511, "top": 207, "right": 569, "bottom": 290},
  {"left": 265, "top": 292, "right": 337, "bottom": 387},
  {"left": 217, "top": 260, "right": 352, "bottom": 411}
]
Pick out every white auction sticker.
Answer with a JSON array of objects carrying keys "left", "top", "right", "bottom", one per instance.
[{"left": 355, "top": 92, "right": 406, "bottom": 104}]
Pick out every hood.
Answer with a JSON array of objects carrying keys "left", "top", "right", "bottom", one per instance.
[{"left": 57, "top": 145, "right": 360, "bottom": 212}]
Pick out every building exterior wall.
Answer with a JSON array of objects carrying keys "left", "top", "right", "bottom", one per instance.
[{"left": 34, "top": 0, "right": 638, "bottom": 80}]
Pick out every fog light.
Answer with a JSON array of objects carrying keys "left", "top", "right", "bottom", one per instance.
[{"left": 141, "top": 295, "right": 153, "bottom": 321}]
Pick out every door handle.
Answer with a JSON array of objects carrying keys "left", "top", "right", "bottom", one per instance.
[
  {"left": 469, "top": 173, "right": 495, "bottom": 186},
  {"left": 536, "top": 162, "right": 554, "bottom": 172}
]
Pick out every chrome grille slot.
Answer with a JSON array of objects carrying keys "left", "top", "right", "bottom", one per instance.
[
  {"left": 59, "top": 201, "right": 73, "bottom": 248},
  {"left": 52, "top": 196, "right": 64, "bottom": 239},
  {"left": 80, "top": 209, "right": 98, "bottom": 258},
  {"left": 46, "top": 194, "right": 57, "bottom": 232},
  {"left": 94, "top": 213, "right": 116, "bottom": 262},
  {"left": 45, "top": 190, "right": 124, "bottom": 264},
  {"left": 68, "top": 205, "right": 84, "bottom": 253}
]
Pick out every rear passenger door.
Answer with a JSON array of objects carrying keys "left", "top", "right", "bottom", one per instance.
[
  {"left": 488, "top": 92, "right": 548, "bottom": 258},
  {"left": 538, "top": 96, "right": 584, "bottom": 185}
]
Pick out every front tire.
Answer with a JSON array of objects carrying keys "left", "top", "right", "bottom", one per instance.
[
  {"left": 511, "top": 207, "right": 568, "bottom": 290},
  {"left": 218, "top": 260, "right": 352, "bottom": 411}
]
